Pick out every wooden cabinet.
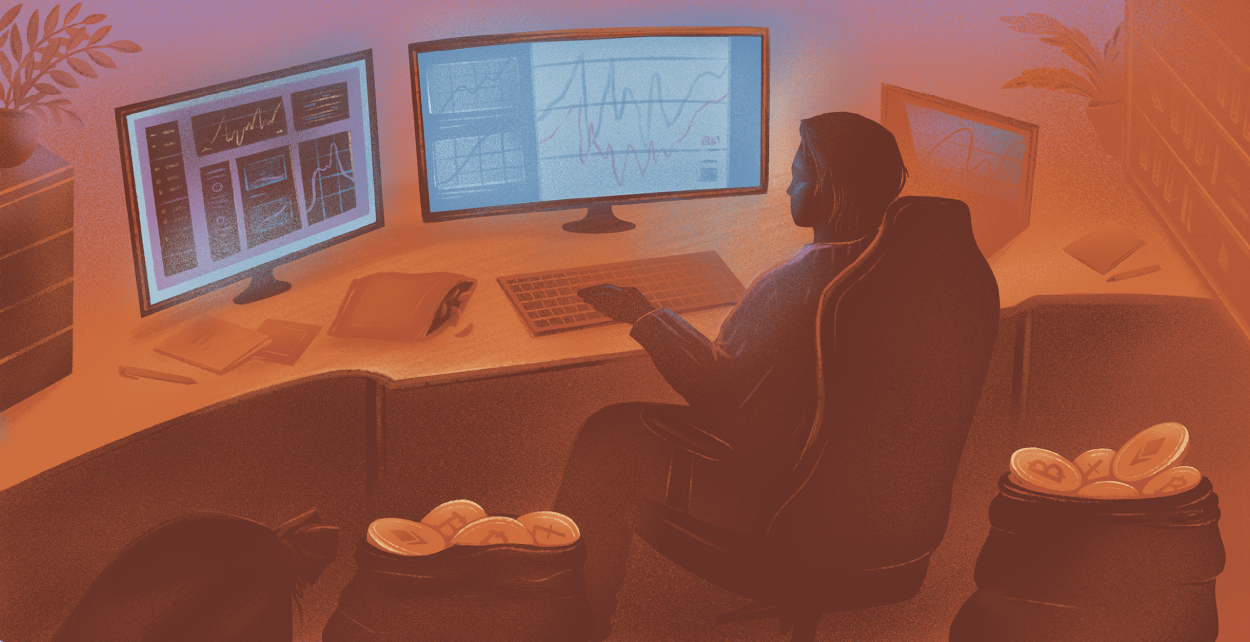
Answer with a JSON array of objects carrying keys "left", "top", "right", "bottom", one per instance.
[
  {"left": 0, "top": 145, "right": 73, "bottom": 411},
  {"left": 1127, "top": 0, "right": 1250, "bottom": 345}
]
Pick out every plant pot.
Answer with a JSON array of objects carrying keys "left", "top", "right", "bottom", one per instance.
[
  {"left": 0, "top": 109, "right": 41, "bottom": 169},
  {"left": 1086, "top": 100, "right": 1125, "bottom": 159}
]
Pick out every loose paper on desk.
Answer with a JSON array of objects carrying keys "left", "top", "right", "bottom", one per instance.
[
  {"left": 1063, "top": 220, "right": 1144, "bottom": 275},
  {"left": 154, "top": 316, "right": 272, "bottom": 375},
  {"left": 253, "top": 319, "right": 322, "bottom": 365}
]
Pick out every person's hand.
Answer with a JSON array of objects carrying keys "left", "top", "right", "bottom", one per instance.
[{"left": 577, "top": 284, "right": 655, "bottom": 324}]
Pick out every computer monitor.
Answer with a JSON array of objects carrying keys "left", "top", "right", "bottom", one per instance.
[
  {"left": 880, "top": 84, "right": 1038, "bottom": 258},
  {"left": 117, "top": 50, "right": 384, "bottom": 316},
  {"left": 409, "top": 27, "right": 768, "bottom": 233}
]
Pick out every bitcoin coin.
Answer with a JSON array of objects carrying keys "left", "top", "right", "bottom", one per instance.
[
  {"left": 1141, "top": 466, "right": 1201, "bottom": 496},
  {"left": 449, "top": 516, "right": 535, "bottom": 546},
  {"left": 1010, "top": 448, "right": 1082, "bottom": 493},
  {"left": 421, "top": 499, "right": 488, "bottom": 542},
  {"left": 518, "top": 511, "right": 581, "bottom": 547},
  {"left": 1077, "top": 480, "right": 1140, "bottom": 499},
  {"left": 1007, "top": 473, "right": 1026, "bottom": 488},
  {"left": 367, "top": 518, "right": 447, "bottom": 556},
  {"left": 1073, "top": 448, "right": 1116, "bottom": 482},
  {"left": 1111, "top": 423, "right": 1189, "bottom": 482}
]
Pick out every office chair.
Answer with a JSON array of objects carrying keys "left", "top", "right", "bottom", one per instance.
[{"left": 634, "top": 196, "right": 1000, "bottom": 642}]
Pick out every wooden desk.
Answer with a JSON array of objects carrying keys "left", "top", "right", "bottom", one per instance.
[{"left": 0, "top": 171, "right": 1213, "bottom": 492}]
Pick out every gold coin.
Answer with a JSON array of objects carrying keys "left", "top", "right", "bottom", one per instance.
[
  {"left": 1141, "top": 466, "right": 1201, "bottom": 496},
  {"left": 517, "top": 511, "right": 581, "bottom": 547},
  {"left": 421, "top": 499, "right": 488, "bottom": 542},
  {"left": 1007, "top": 473, "right": 1026, "bottom": 487},
  {"left": 1073, "top": 448, "right": 1116, "bottom": 482},
  {"left": 367, "top": 518, "right": 447, "bottom": 556},
  {"left": 1111, "top": 423, "right": 1189, "bottom": 482},
  {"left": 449, "top": 516, "right": 535, "bottom": 546},
  {"left": 1010, "top": 448, "right": 1082, "bottom": 493},
  {"left": 1077, "top": 480, "right": 1141, "bottom": 499}
]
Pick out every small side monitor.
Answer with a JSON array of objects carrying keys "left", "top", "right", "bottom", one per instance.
[{"left": 881, "top": 84, "right": 1038, "bottom": 258}]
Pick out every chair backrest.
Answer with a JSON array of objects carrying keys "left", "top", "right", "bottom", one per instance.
[{"left": 754, "top": 196, "right": 999, "bottom": 584}]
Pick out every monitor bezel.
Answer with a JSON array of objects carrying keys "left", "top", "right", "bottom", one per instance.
[
  {"left": 880, "top": 83, "right": 1040, "bottom": 235},
  {"left": 408, "top": 26, "right": 770, "bottom": 224},
  {"left": 116, "top": 49, "right": 385, "bottom": 317}
]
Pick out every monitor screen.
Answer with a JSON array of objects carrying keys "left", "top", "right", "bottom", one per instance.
[
  {"left": 410, "top": 27, "right": 768, "bottom": 225},
  {"left": 880, "top": 84, "right": 1038, "bottom": 258},
  {"left": 117, "top": 50, "right": 384, "bottom": 316}
]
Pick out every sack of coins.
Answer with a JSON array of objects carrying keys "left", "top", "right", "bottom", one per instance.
[
  {"left": 366, "top": 499, "right": 581, "bottom": 556},
  {"left": 1008, "top": 422, "right": 1201, "bottom": 498}
]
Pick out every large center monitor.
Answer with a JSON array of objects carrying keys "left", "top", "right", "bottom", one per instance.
[
  {"left": 409, "top": 27, "right": 768, "bottom": 233},
  {"left": 118, "top": 50, "right": 384, "bottom": 316}
]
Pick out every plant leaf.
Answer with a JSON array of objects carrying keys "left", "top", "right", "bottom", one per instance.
[
  {"left": 1038, "top": 35, "right": 1104, "bottom": 89},
  {"left": 88, "top": 24, "right": 109, "bottom": 45},
  {"left": 86, "top": 48, "right": 113, "bottom": 68},
  {"left": 10, "top": 25, "right": 21, "bottom": 64},
  {"left": 0, "top": 24, "right": 8, "bottom": 50},
  {"left": 106, "top": 39, "right": 140, "bottom": 53},
  {"left": 1003, "top": 68, "right": 1098, "bottom": 99},
  {"left": 44, "top": 5, "right": 58, "bottom": 39},
  {"left": 67, "top": 26, "right": 86, "bottom": 49},
  {"left": 49, "top": 69, "right": 77, "bottom": 87},
  {"left": 34, "top": 81, "right": 59, "bottom": 95},
  {"left": 64, "top": 3, "right": 80, "bottom": 24},
  {"left": 1000, "top": 13, "right": 1068, "bottom": 37},
  {"left": 25, "top": 9, "right": 36, "bottom": 48},
  {"left": 81, "top": 13, "right": 104, "bottom": 24},
  {"left": 67, "top": 55, "right": 94, "bottom": 77},
  {"left": 0, "top": 4, "right": 22, "bottom": 33},
  {"left": 0, "top": 48, "right": 10, "bottom": 79}
]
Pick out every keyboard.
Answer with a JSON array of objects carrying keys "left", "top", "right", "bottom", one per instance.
[{"left": 497, "top": 251, "right": 747, "bottom": 336}]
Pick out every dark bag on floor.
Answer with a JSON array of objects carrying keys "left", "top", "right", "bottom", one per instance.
[
  {"left": 324, "top": 537, "right": 593, "bottom": 642},
  {"left": 51, "top": 509, "right": 339, "bottom": 642},
  {"left": 950, "top": 474, "right": 1225, "bottom": 642}
]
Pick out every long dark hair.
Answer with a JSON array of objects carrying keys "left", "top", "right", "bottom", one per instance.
[{"left": 800, "top": 112, "right": 908, "bottom": 240}]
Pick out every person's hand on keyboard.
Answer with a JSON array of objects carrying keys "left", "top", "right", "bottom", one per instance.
[{"left": 577, "top": 284, "right": 656, "bottom": 324}]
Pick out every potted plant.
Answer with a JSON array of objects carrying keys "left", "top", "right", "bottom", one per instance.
[
  {"left": 1000, "top": 13, "right": 1125, "bottom": 158},
  {"left": 0, "top": 3, "right": 140, "bottom": 168}
]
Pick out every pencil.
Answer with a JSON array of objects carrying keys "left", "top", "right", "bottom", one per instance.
[
  {"left": 1106, "top": 264, "right": 1162, "bottom": 282},
  {"left": 118, "top": 366, "right": 197, "bottom": 385}
]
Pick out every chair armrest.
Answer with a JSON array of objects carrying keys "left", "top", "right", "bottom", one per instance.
[{"left": 639, "top": 406, "right": 734, "bottom": 461}]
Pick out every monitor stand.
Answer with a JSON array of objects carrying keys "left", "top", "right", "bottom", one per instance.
[
  {"left": 233, "top": 265, "right": 292, "bottom": 305},
  {"left": 562, "top": 203, "right": 636, "bottom": 233}
]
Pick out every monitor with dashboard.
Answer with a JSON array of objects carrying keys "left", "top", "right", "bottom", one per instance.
[
  {"left": 409, "top": 27, "right": 769, "bottom": 233},
  {"left": 117, "top": 50, "right": 384, "bottom": 316}
]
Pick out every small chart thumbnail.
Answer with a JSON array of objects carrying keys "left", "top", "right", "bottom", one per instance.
[
  {"left": 192, "top": 97, "right": 289, "bottom": 157},
  {"left": 237, "top": 146, "right": 302, "bottom": 248},
  {"left": 199, "top": 162, "right": 242, "bottom": 261},
  {"left": 299, "top": 132, "right": 357, "bottom": 224},
  {"left": 293, "top": 82, "right": 351, "bottom": 131},
  {"left": 432, "top": 132, "right": 526, "bottom": 191},
  {"left": 424, "top": 57, "right": 523, "bottom": 114}
]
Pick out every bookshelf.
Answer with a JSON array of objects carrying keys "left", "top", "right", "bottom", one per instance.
[{"left": 1127, "top": 0, "right": 1250, "bottom": 345}]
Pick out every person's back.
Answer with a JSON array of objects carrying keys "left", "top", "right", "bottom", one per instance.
[{"left": 559, "top": 111, "right": 909, "bottom": 641}]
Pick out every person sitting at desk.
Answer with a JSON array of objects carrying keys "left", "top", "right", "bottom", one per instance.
[{"left": 555, "top": 111, "right": 910, "bottom": 640}]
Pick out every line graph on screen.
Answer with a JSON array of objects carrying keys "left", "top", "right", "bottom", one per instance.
[
  {"left": 531, "top": 38, "right": 732, "bottom": 196},
  {"left": 905, "top": 104, "right": 1026, "bottom": 202}
]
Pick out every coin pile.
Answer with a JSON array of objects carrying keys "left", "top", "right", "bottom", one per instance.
[
  {"left": 1008, "top": 422, "right": 1201, "bottom": 499},
  {"left": 367, "top": 499, "right": 582, "bottom": 556}
]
